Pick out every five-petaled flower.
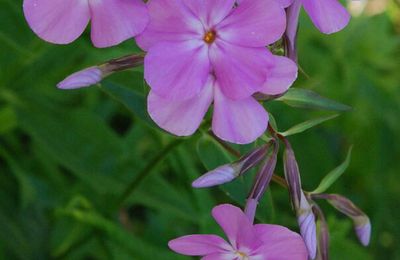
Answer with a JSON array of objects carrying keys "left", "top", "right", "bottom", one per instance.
[
  {"left": 23, "top": 0, "right": 149, "bottom": 47},
  {"left": 169, "top": 204, "right": 308, "bottom": 260},
  {"left": 138, "top": 0, "right": 298, "bottom": 144}
]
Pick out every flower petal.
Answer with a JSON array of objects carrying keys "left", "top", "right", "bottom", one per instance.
[
  {"left": 216, "top": 0, "right": 286, "bottom": 47},
  {"left": 136, "top": 0, "right": 203, "bottom": 50},
  {"left": 253, "top": 224, "right": 308, "bottom": 260},
  {"left": 201, "top": 252, "right": 236, "bottom": 260},
  {"left": 169, "top": 235, "right": 231, "bottom": 256},
  {"left": 89, "top": 0, "right": 149, "bottom": 48},
  {"left": 301, "top": 0, "right": 351, "bottom": 34},
  {"left": 23, "top": 0, "right": 90, "bottom": 44},
  {"left": 147, "top": 77, "right": 213, "bottom": 136},
  {"left": 211, "top": 204, "right": 259, "bottom": 250},
  {"left": 276, "top": 0, "right": 295, "bottom": 8},
  {"left": 209, "top": 41, "right": 269, "bottom": 100},
  {"left": 182, "top": 0, "right": 235, "bottom": 28},
  {"left": 260, "top": 54, "right": 298, "bottom": 95},
  {"left": 144, "top": 40, "right": 210, "bottom": 100},
  {"left": 212, "top": 87, "right": 268, "bottom": 144}
]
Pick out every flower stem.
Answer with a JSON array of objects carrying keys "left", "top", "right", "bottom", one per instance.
[{"left": 115, "top": 139, "right": 183, "bottom": 208}]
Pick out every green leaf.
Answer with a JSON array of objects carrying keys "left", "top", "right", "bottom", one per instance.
[
  {"left": 58, "top": 207, "right": 182, "bottom": 260},
  {"left": 0, "top": 106, "right": 17, "bottom": 134},
  {"left": 312, "top": 146, "right": 353, "bottom": 194},
  {"left": 281, "top": 114, "right": 339, "bottom": 137},
  {"left": 0, "top": 147, "right": 36, "bottom": 209},
  {"left": 99, "top": 81, "right": 155, "bottom": 127},
  {"left": 14, "top": 98, "right": 125, "bottom": 193},
  {"left": 277, "top": 88, "right": 351, "bottom": 111}
]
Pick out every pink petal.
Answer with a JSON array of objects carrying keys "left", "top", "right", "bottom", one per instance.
[
  {"left": 144, "top": 40, "right": 210, "bottom": 100},
  {"left": 216, "top": 0, "right": 286, "bottom": 47},
  {"left": 211, "top": 204, "right": 260, "bottom": 250},
  {"left": 182, "top": 0, "right": 235, "bottom": 28},
  {"left": 136, "top": 0, "right": 203, "bottom": 50},
  {"left": 252, "top": 224, "right": 308, "bottom": 260},
  {"left": 147, "top": 77, "right": 213, "bottom": 136},
  {"left": 237, "top": 0, "right": 294, "bottom": 8},
  {"left": 276, "top": 0, "right": 295, "bottom": 8},
  {"left": 201, "top": 252, "right": 236, "bottom": 260},
  {"left": 23, "top": 0, "right": 90, "bottom": 44},
  {"left": 212, "top": 87, "right": 269, "bottom": 144},
  {"left": 209, "top": 41, "right": 269, "bottom": 100},
  {"left": 260, "top": 54, "right": 298, "bottom": 95},
  {"left": 89, "top": 0, "right": 149, "bottom": 48},
  {"left": 301, "top": 0, "right": 351, "bottom": 34},
  {"left": 169, "top": 235, "right": 231, "bottom": 256}
]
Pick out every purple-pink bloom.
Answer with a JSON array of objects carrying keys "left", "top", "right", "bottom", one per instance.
[
  {"left": 23, "top": 0, "right": 149, "bottom": 48},
  {"left": 283, "top": 0, "right": 350, "bottom": 35},
  {"left": 169, "top": 204, "right": 308, "bottom": 260},
  {"left": 139, "top": 0, "right": 297, "bottom": 144}
]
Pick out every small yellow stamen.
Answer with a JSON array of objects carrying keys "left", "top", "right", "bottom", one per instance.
[
  {"left": 236, "top": 251, "right": 249, "bottom": 260},
  {"left": 204, "top": 30, "right": 216, "bottom": 44}
]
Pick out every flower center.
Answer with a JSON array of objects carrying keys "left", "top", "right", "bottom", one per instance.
[
  {"left": 235, "top": 251, "right": 249, "bottom": 260},
  {"left": 203, "top": 30, "right": 216, "bottom": 44}
]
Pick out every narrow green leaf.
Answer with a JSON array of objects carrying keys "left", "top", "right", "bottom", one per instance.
[
  {"left": 99, "top": 81, "right": 155, "bottom": 127},
  {"left": 281, "top": 114, "right": 339, "bottom": 137},
  {"left": 58, "top": 207, "right": 182, "bottom": 260},
  {"left": 277, "top": 88, "right": 351, "bottom": 111},
  {"left": 312, "top": 146, "right": 353, "bottom": 194}
]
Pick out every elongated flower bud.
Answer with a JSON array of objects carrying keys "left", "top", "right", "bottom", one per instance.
[
  {"left": 192, "top": 164, "right": 239, "bottom": 188},
  {"left": 57, "top": 66, "right": 103, "bottom": 89},
  {"left": 57, "top": 54, "right": 144, "bottom": 90},
  {"left": 192, "top": 145, "right": 269, "bottom": 188},
  {"left": 297, "top": 192, "right": 317, "bottom": 259},
  {"left": 313, "top": 203, "right": 329, "bottom": 260},
  {"left": 284, "top": 0, "right": 302, "bottom": 62},
  {"left": 284, "top": 141, "right": 317, "bottom": 259},
  {"left": 315, "top": 194, "right": 371, "bottom": 246},
  {"left": 245, "top": 141, "right": 279, "bottom": 221}
]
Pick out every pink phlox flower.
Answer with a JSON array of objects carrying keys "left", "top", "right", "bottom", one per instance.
[
  {"left": 169, "top": 204, "right": 308, "bottom": 260},
  {"left": 23, "top": 0, "right": 149, "bottom": 47},
  {"left": 138, "top": 0, "right": 298, "bottom": 144}
]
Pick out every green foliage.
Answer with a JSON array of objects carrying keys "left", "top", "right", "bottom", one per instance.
[
  {"left": 312, "top": 146, "right": 353, "bottom": 194},
  {"left": 0, "top": 1, "right": 399, "bottom": 259}
]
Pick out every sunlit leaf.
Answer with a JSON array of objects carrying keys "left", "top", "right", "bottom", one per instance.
[
  {"left": 312, "top": 146, "right": 353, "bottom": 194},
  {"left": 277, "top": 88, "right": 351, "bottom": 111},
  {"left": 281, "top": 114, "right": 339, "bottom": 137}
]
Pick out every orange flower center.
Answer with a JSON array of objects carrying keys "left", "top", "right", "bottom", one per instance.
[{"left": 204, "top": 30, "right": 217, "bottom": 44}]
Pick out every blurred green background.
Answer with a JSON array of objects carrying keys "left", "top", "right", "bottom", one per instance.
[{"left": 0, "top": 0, "right": 399, "bottom": 259}]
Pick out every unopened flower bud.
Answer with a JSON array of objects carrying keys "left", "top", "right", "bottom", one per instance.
[
  {"left": 283, "top": 140, "right": 317, "bottom": 259},
  {"left": 57, "top": 66, "right": 103, "bottom": 89},
  {"left": 57, "top": 54, "right": 145, "bottom": 90},
  {"left": 193, "top": 145, "right": 269, "bottom": 188},
  {"left": 313, "top": 203, "right": 329, "bottom": 260},
  {"left": 355, "top": 220, "right": 371, "bottom": 247},
  {"left": 192, "top": 164, "right": 239, "bottom": 188},
  {"left": 297, "top": 192, "right": 317, "bottom": 259},
  {"left": 314, "top": 194, "right": 371, "bottom": 246}
]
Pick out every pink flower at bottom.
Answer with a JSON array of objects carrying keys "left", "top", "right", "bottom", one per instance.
[
  {"left": 23, "top": 0, "right": 149, "bottom": 47},
  {"left": 169, "top": 204, "right": 307, "bottom": 260}
]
